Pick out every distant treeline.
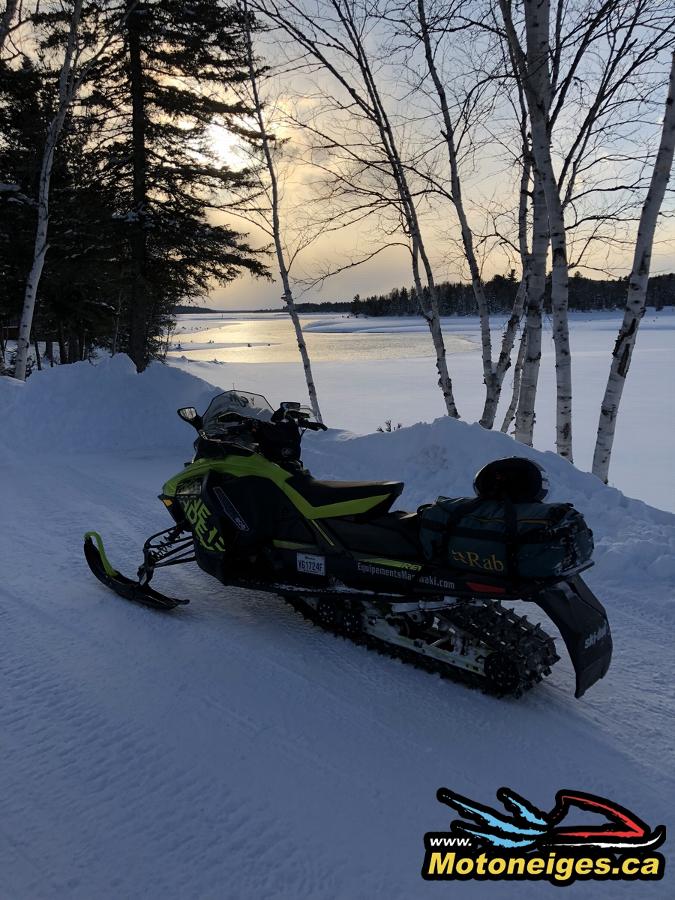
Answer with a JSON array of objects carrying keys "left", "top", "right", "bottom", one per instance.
[
  {"left": 224, "top": 272, "right": 674, "bottom": 317},
  {"left": 173, "top": 272, "right": 674, "bottom": 319},
  {"left": 346, "top": 272, "right": 674, "bottom": 317}
]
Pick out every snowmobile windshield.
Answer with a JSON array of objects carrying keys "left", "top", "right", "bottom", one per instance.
[{"left": 202, "top": 391, "right": 274, "bottom": 434}]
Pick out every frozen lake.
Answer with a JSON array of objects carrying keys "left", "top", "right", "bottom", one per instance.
[
  {"left": 171, "top": 311, "right": 475, "bottom": 362},
  {"left": 169, "top": 309, "right": 675, "bottom": 512}
]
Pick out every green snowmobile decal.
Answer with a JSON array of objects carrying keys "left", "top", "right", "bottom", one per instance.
[
  {"left": 162, "top": 455, "right": 391, "bottom": 520},
  {"left": 84, "top": 531, "right": 119, "bottom": 578},
  {"left": 183, "top": 498, "right": 227, "bottom": 552}
]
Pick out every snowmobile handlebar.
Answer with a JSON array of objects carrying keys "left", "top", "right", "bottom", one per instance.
[
  {"left": 300, "top": 419, "right": 328, "bottom": 432},
  {"left": 271, "top": 404, "right": 327, "bottom": 431}
]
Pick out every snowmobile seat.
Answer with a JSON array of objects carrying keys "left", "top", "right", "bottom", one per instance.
[
  {"left": 328, "top": 511, "right": 421, "bottom": 558},
  {"left": 287, "top": 474, "right": 404, "bottom": 517}
]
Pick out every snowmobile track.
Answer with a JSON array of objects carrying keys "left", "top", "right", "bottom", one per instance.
[{"left": 282, "top": 593, "right": 558, "bottom": 698}]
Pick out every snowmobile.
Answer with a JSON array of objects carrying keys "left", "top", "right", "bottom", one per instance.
[{"left": 84, "top": 390, "right": 612, "bottom": 698}]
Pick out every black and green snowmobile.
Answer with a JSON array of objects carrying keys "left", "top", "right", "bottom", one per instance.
[{"left": 84, "top": 390, "right": 612, "bottom": 698}]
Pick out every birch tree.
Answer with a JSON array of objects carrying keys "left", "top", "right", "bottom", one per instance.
[
  {"left": 238, "top": 0, "right": 323, "bottom": 421},
  {"left": 13, "top": 0, "right": 145, "bottom": 380},
  {"left": 412, "top": 0, "right": 498, "bottom": 426},
  {"left": 500, "top": 322, "right": 526, "bottom": 433},
  {"left": 514, "top": 169, "right": 548, "bottom": 444},
  {"left": 592, "top": 54, "right": 675, "bottom": 483},
  {"left": 498, "top": 0, "right": 573, "bottom": 461},
  {"left": 384, "top": 0, "right": 529, "bottom": 428},
  {"left": 13, "top": 0, "right": 85, "bottom": 381},
  {"left": 490, "top": 70, "right": 538, "bottom": 440},
  {"left": 256, "top": 0, "right": 460, "bottom": 417}
]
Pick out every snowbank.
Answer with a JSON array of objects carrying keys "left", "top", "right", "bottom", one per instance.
[
  {"left": 3, "top": 355, "right": 673, "bottom": 605},
  {"left": 0, "top": 355, "right": 219, "bottom": 453},
  {"left": 304, "top": 420, "right": 675, "bottom": 606}
]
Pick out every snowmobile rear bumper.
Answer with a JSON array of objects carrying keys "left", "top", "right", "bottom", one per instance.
[
  {"left": 534, "top": 575, "right": 612, "bottom": 697},
  {"left": 83, "top": 532, "right": 189, "bottom": 611}
]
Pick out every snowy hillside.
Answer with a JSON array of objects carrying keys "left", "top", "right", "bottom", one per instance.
[{"left": 2, "top": 357, "right": 674, "bottom": 898}]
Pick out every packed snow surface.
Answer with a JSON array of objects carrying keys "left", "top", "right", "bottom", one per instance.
[{"left": 2, "top": 356, "right": 674, "bottom": 898}]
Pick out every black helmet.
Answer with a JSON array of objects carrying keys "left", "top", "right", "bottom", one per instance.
[{"left": 473, "top": 457, "right": 549, "bottom": 503}]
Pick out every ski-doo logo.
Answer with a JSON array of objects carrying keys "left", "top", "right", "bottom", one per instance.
[
  {"left": 584, "top": 622, "right": 609, "bottom": 649},
  {"left": 421, "top": 786, "right": 666, "bottom": 885}
]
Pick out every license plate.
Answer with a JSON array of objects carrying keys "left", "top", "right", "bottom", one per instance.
[{"left": 297, "top": 553, "right": 326, "bottom": 576}]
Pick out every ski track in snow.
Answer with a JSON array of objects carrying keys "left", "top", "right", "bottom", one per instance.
[{"left": 1, "top": 357, "right": 674, "bottom": 899}]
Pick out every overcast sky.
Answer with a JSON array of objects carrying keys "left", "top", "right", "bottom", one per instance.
[
  {"left": 204, "top": 2, "right": 675, "bottom": 312},
  {"left": 206, "top": 213, "right": 675, "bottom": 311}
]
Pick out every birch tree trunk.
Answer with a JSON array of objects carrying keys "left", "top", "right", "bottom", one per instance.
[
  {"left": 336, "top": 0, "right": 458, "bottom": 417},
  {"left": 240, "top": 0, "right": 322, "bottom": 422},
  {"left": 500, "top": 0, "right": 573, "bottom": 461},
  {"left": 416, "top": 0, "right": 495, "bottom": 424},
  {"left": 592, "top": 54, "right": 675, "bottom": 483},
  {"left": 491, "top": 149, "right": 532, "bottom": 426},
  {"left": 501, "top": 323, "right": 527, "bottom": 433},
  {"left": 524, "top": 0, "right": 572, "bottom": 461},
  {"left": 515, "top": 170, "right": 548, "bottom": 445},
  {"left": 257, "top": 0, "right": 459, "bottom": 418},
  {"left": 396, "top": 191, "right": 458, "bottom": 418},
  {"left": 0, "top": 0, "right": 19, "bottom": 53},
  {"left": 13, "top": 0, "right": 84, "bottom": 381},
  {"left": 126, "top": 0, "right": 150, "bottom": 373}
]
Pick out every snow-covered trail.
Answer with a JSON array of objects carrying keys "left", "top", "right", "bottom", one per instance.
[
  {"left": 2, "top": 357, "right": 673, "bottom": 898},
  {"left": 2, "top": 447, "right": 673, "bottom": 899}
]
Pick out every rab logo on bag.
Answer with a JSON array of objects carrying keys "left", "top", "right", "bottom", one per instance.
[
  {"left": 421, "top": 786, "right": 666, "bottom": 885},
  {"left": 451, "top": 549, "right": 505, "bottom": 573}
]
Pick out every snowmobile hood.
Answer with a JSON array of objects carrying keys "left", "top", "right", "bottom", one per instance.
[{"left": 162, "top": 454, "right": 401, "bottom": 520}]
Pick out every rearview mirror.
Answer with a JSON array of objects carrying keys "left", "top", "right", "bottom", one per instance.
[{"left": 177, "top": 407, "right": 202, "bottom": 429}]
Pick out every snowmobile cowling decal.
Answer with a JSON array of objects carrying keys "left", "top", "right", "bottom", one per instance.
[
  {"left": 183, "top": 498, "right": 227, "bottom": 552},
  {"left": 163, "top": 456, "right": 391, "bottom": 520}
]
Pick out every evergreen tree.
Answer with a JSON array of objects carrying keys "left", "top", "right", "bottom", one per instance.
[
  {"left": 1, "top": 1, "right": 268, "bottom": 373},
  {"left": 0, "top": 52, "right": 125, "bottom": 365},
  {"left": 92, "top": 0, "right": 267, "bottom": 370},
  {"left": 0, "top": 59, "right": 47, "bottom": 338}
]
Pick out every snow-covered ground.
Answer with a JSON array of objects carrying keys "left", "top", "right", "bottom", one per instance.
[
  {"left": 1, "top": 356, "right": 673, "bottom": 898},
  {"left": 169, "top": 309, "right": 675, "bottom": 512}
]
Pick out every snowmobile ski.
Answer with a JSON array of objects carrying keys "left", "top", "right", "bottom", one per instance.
[{"left": 84, "top": 532, "right": 189, "bottom": 610}]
